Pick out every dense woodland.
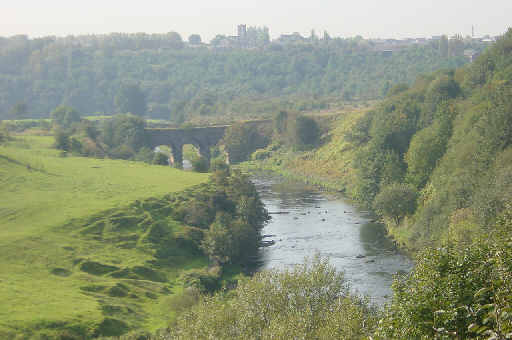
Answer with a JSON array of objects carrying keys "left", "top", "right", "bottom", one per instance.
[
  {"left": 0, "top": 32, "right": 475, "bottom": 121},
  {"left": 347, "top": 28, "right": 512, "bottom": 251}
]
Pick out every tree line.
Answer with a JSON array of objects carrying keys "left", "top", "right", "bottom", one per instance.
[{"left": 0, "top": 32, "right": 473, "bottom": 122}]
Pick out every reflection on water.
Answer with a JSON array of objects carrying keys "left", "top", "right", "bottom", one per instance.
[{"left": 252, "top": 174, "right": 413, "bottom": 306}]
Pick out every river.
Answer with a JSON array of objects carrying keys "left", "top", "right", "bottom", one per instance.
[{"left": 252, "top": 174, "right": 413, "bottom": 306}]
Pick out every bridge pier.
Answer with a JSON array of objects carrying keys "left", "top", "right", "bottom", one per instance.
[
  {"left": 146, "top": 125, "right": 232, "bottom": 170},
  {"left": 170, "top": 143, "right": 183, "bottom": 169},
  {"left": 197, "top": 144, "right": 211, "bottom": 165}
]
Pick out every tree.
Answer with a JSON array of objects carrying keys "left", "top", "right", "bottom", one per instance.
[
  {"left": 223, "top": 123, "right": 269, "bottom": 164},
  {"left": 188, "top": 34, "right": 202, "bottom": 45},
  {"left": 9, "top": 102, "right": 27, "bottom": 119},
  {"left": 50, "top": 105, "right": 81, "bottom": 128},
  {"left": 191, "top": 156, "right": 209, "bottom": 173},
  {"left": 425, "top": 74, "right": 461, "bottom": 109},
  {"left": 115, "top": 83, "right": 147, "bottom": 117},
  {"left": 54, "top": 128, "right": 71, "bottom": 151},
  {"left": 273, "top": 110, "right": 288, "bottom": 136},
  {"left": 101, "top": 113, "right": 147, "bottom": 158},
  {"left": 171, "top": 256, "right": 377, "bottom": 339},
  {"left": 288, "top": 115, "right": 320, "bottom": 150},
  {"left": 387, "top": 83, "right": 409, "bottom": 97},
  {"left": 373, "top": 183, "right": 418, "bottom": 225},
  {"left": 152, "top": 152, "right": 169, "bottom": 165},
  {"left": 201, "top": 213, "right": 234, "bottom": 265},
  {"left": 0, "top": 123, "right": 8, "bottom": 144},
  {"left": 166, "top": 31, "right": 184, "bottom": 49},
  {"left": 439, "top": 35, "right": 449, "bottom": 57},
  {"left": 406, "top": 119, "right": 451, "bottom": 188}
]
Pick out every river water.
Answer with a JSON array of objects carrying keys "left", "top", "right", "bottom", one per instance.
[{"left": 252, "top": 174, "right": 413, "bottom": 306}]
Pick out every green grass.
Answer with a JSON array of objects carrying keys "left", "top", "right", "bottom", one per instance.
[
  {"left": 0, "top": 136, "right": 210, "bottom": 338},
  {"left": 242, "top": 106, "right": 369, "bottom": 193}
]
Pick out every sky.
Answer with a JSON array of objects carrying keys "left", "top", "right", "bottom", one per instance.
[{"left": 1, "top": 0, "right": 511, "bottom": 41}]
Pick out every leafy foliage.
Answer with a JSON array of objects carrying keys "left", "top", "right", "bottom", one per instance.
[
  {"left": 346, "top": 29, "right": 512, "bottom": 249},
  {"left": 115, "top": 82, "right": 147, "bottom": 116},
  {"left": 288, "top": 115, "right": 320, "bottom": 150},
  {"left": 223, "top": 123, "right": 269, "bottom": 164},
  {"left": 0, "top": 33, "right": 470, "bottom": 121},
  {"left": 373, "top": 183, "right": 418, "bottom": 224},
  {"left": 170, "top": 256, "right": 377, "bottom": 340},
  {"left": 50, "top": 105, "right": 81, "bottom": 128},
  {"left": 152, "top": 152, "right": 169, "bottom": 165},
  {"left": 375, "top": 207, "right": 512, "bottom": 339}
]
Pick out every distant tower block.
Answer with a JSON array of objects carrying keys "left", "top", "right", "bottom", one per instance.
[{"left": 238, "top": 24, "right": 247, "bottom": 39}]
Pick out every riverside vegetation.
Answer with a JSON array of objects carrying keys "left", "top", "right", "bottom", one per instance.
[
  {"left": 2, "top": 29, "right": 512, "bottom": 339},
  {"left": 227, "top": 28, "right": 512, "bottom": 339}
]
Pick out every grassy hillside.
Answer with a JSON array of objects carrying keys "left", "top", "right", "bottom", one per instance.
[
  {"left": 0, "top": 136, "right": 211, "bottom": 338},
  {"left": 242, "top": 107, "right": 369, "bottom": 193}
]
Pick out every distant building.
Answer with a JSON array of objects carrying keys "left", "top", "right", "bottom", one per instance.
[{"left": 237, "top": 24, "right": 247, "bottom": 40}]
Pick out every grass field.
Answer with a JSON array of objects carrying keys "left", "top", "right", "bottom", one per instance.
[{"left": 0, "top": 136, "right": 210, "bottom": 338}]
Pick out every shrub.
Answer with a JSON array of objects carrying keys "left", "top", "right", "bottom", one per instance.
[
  {"left": 54, "top": 128, "right": 71, "bottom": 151},
  {"left": 152, "top": 152, "right": 169, "bottom": 165},
  {"left": 376, "top": 210, "right": 512, "bottom": 339},
  {"left": 51, "top": 105, "right": 81, "bottom": 128},
  {"left": 209, "top": 158, "right": 229, "bottom": 173},
  {"left": 222, "top": 123, "right": 269, "bottom": 164},
  {"left": 0, "top": 123, "right": 8, "bottom": 144},
  {"left": 171, "top": 256, "right": 377, "bottom": 339},
  {"left": 373, "top": 183, "right": 418, "bottom": 225},
  {"left": 191, "top": 156, "right": 209, "bottom": 172},
  {"left": 251, "top": 149, "right": 272, "bottom": 161},
  {"left": 180, "top": 268, "right": 221, "bottom": 293},
  {"left": 287, "top": 115, "right": 320, "bottom": 150}
]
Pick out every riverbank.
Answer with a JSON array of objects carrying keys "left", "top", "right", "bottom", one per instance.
[
  {"left": 238, "top": 106, "right": 418, "bottom": 254},
  {"left": 251, "top": 174, "right": 413, "bottom": 306}
]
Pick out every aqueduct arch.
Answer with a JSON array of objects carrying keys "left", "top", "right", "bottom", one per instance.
[{"left": 146, "top": 126, "right": 228, "bottom": 168}]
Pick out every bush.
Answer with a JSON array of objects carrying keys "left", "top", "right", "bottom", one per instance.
[
  {"left": 387, "top": 83, "right": 409, "bottom": 97},
  {"left": 251, "top": 149, "right": 272, "bottom": 161},
  {"left": 54, "top": 128, "right": 71, "bottom": 151},
  {"left": 209, "top": 158, "right": 229, "bottom": 173},
  {"left": 134, "top": 147, "right": 154, "bottom": 163},
  {"left": 376, "top": 210, "right": 512, "bottom": 339},
  {"left": 152, "top": 152, "right": 169, "bottom": 165},
  {"left": 180, "top": 268, "right": 221, "bottom": 293},
  {"left": 51, "top": 105, "right": 81, "bottom": 128},
  {"left": 288, "top": 115, "right": 320, "bottom": 150},
  {"left": 171, "top": 256, "right": 377, "bottom": 339},
  {"left": 191, "top": 156, "right": 209, "bottom": 172},
  {"left": 222, "top": 123, "right": 269, "bottom": 164},
  {"left": 405, "top": 119, "right": 451, "bottom": 188},
  {"left": 373, "top": 183, "right": 418, "bottom": 225},
  {"left": 0, "top": 123, "right": 8, "bottom": 144}
]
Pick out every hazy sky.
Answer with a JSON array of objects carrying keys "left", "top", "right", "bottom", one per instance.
[{"left": 1, "top": 0, "right": 511, "bottom": 41}]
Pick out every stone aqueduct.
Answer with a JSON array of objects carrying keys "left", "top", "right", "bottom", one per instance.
[
  {"left": 146, "top": 126, "right": 228, "bottom": 168},
  {"left": 145, "top": 120, "right": 272, "bottom": 168}
]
